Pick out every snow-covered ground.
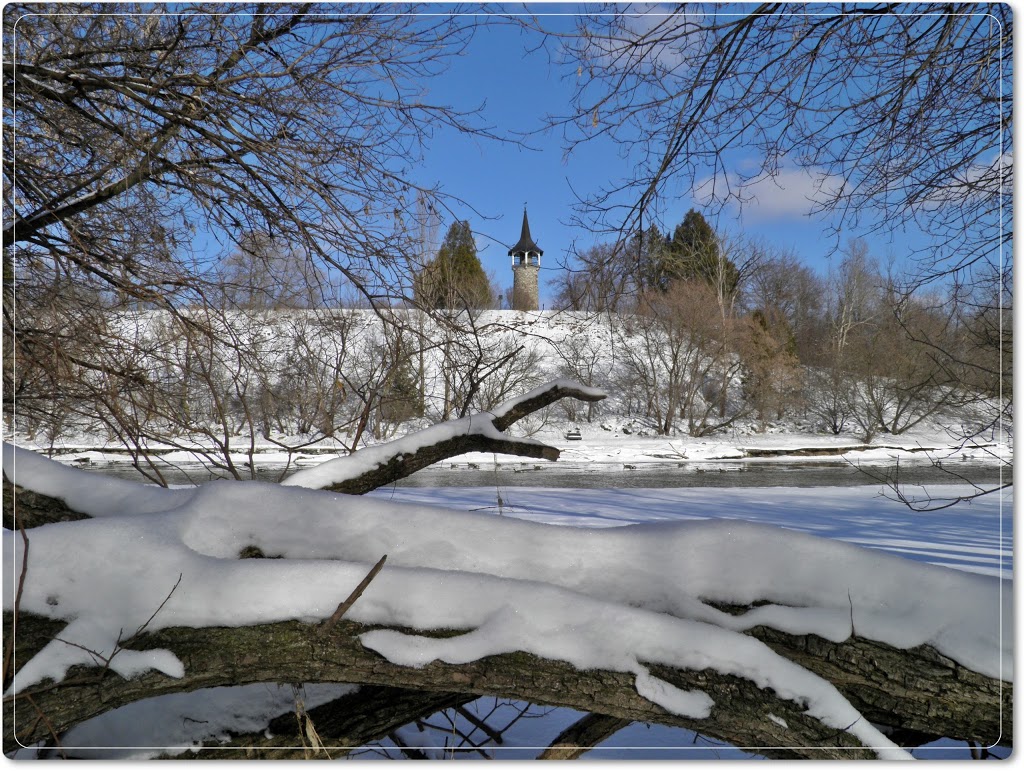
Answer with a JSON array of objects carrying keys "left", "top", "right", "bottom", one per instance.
[{"left": 3, "top": 437, "right": 1011, "bottom": 760}]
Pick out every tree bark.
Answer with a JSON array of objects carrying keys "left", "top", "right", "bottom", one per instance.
[
  {"left": 316, "top": 432, "right": 562, "bottom": 496},
  {"left": 3, "top": 612, "right": 1010, "bottom": 759},
  {"left": 0, "top": 613, "right": 862, "bottom": 759},
  {"left": 746, "top": 623, "right": 1008, "bottom": 747},
  {"left": 2, "top": 476, "right": 89, "bottom": 530}
]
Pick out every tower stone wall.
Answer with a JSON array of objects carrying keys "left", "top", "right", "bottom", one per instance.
[{"left": 512, "top": 262, "right": 539, "bottom": 311}]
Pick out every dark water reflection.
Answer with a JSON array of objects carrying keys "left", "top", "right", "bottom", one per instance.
[
  {"left": 395, "top": 461, "right": 1007, "bottom": 489},
  {"left": 84, "top": 459, "right": 1006, "bottom": 490}
]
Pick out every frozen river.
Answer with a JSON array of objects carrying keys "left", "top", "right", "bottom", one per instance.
[{"left": 76, "top": 459, "right": 1012, "bottom": 578}]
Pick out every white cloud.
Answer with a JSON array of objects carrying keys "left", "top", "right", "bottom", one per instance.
[
  {"left": 694, "top": 165, "right": 844, "bottom": 223},
  {"left": 580, "top": 5, "right": 705, "bottom": 76}
]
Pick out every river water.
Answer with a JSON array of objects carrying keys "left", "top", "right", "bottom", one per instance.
[{"left": 84, "top": 458, "right": 1006, "bottom": 490}]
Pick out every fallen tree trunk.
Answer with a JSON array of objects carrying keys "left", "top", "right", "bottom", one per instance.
[{"left": 0, "top": 613, "right": 868, "bottom": 758}]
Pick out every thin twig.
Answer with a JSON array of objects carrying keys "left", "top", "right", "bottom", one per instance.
[
  {"left": 320, "top": 554, "right": 387, "bottom": 635},
  {"left": 51, "top": 573, "right": 185, "bottom": 682},
  {"left": 24, "top": 693, "right": 66, "bottom": 759},
  {"left": 847, "top": 588, "right": 857, "bottom": 638},
  {"left": 2, "top": 510, "right": 30, "bottom": 690},
  {"left": 50, "top": 637, "right": 108, "bottom": 668},
  {"left": 124, "top": 573, "right": 184, "bottom": 644},
  {"left": 454, "top": 704, "right": 504, "bottom": 745},
  {"left": 99, "top": 573, "right": 183, "bottom": 681}
]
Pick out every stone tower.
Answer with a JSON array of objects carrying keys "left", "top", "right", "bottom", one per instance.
[{"left": 508, "top": 208, "right": 542, "bottom": 311}]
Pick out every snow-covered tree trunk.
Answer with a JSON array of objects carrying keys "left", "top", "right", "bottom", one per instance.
[
  {"left": 3, "top": 603, "right": 1009, "bottom": 758},
  {"left": 279, "top": 380, "right": 607, "bottom": 495}
]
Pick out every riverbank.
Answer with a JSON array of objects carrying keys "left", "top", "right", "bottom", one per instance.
[{"left": 10, "top": 419, "right": 1011, "bottom": 478}]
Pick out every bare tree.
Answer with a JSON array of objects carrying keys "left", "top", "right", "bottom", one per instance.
[
  {"left": 798, "top": 241, "right": 978, "bottom": 444},
  {"left": 854, "top": 287, "right": 965, "bottom": 436},
  {"left": 744, "top": 246, "right": 826, "bottom": 366},
  {"left": 552, "top": 241, "right": 638, "bottom": 313},
  {"left": 738, "top": 307, "right": 803, "bottom": 430},
  {"left": 547, "top": 4, "right": 1009, "bottom": 285},
  {"left": 215, "top": 234, "right": 333, "bottom": 310},
  {"left": 614, "top": 282, "right": 742, "bottom": 436},
  {"left": 425, "top": 310, "right": 534, "bottom": 421},
  {"left": 804, "top": 240, "right": 884, "bottom": 440},
  {"left": 704, "top": 230, "right": 762, "bottom": 417},
  {"left": 3, "top": 4, "right": 512, "bottom": 473},
  {"left": 552, "top": 319, "right": 612, "bottom": 423}
]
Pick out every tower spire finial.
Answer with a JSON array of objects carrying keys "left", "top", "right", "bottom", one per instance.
[{"left": 510, "top": 209, "right": 541, "bottom": 256}]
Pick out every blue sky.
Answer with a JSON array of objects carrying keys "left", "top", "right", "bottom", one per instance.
[{"left": 412, "top": 10, "right": 943, "bottom": 306}]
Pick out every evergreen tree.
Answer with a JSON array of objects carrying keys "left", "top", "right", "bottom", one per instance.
[
  {"left": 629, "top": 224, "right": 672, "bottom": 293},
  {"left": 378, "top": 347, "right": 424, "bottom": 424},
  {"left": 415, "top": 220, "right": 493, "bottom": 309},
  {"left": 661, "top": 209, "right": 740, "bottom": 295}
]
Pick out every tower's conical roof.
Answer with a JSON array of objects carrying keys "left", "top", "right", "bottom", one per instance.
[{"left": 508, "top": 209, "right": 543, "bottom": 256}]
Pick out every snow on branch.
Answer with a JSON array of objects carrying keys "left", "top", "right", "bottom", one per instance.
[
  {"left": 281, "top": 378, "right": 607, "bottom": 495},
  {"left": 486, "top": 378, "right": 607, "bottom": 431}
]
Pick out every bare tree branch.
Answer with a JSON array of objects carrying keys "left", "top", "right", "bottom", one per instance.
[{"left": 281, "top": 378, "right": 606, "bottom": 495}]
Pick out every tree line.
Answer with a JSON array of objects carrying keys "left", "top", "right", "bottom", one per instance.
[{"left": 553, "top": 209, "right": 1007, "bottom": 441}]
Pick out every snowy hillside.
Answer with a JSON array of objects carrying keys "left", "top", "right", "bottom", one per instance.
[{"left": 9, "top": 309, "right": 1009, "bottom": 483}]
